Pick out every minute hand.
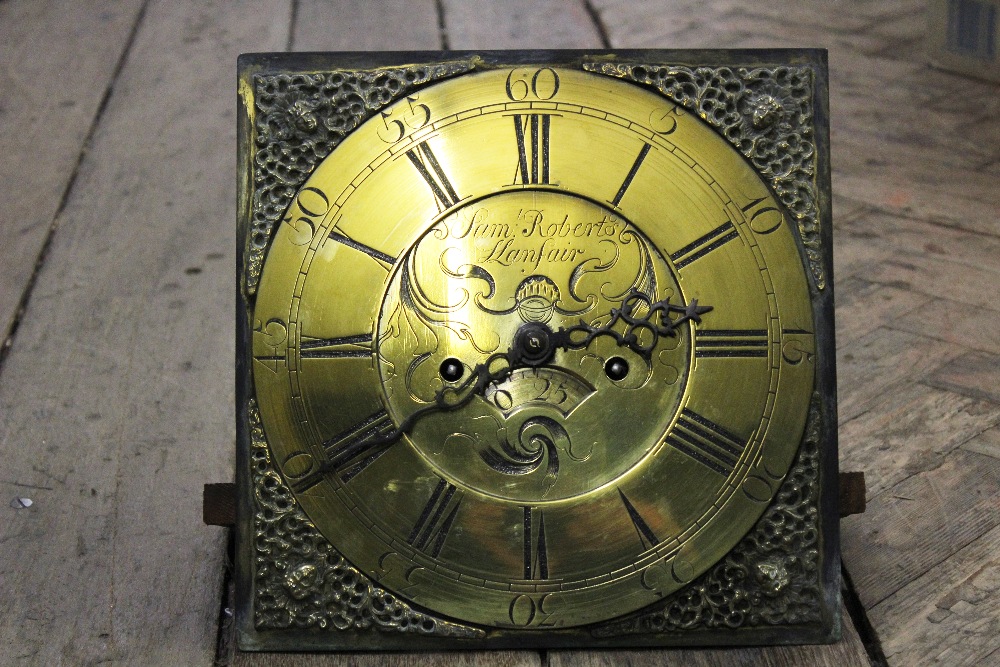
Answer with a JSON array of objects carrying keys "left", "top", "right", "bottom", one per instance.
[
  {"left": 551, "top": 289, "right": 712, "bottom": 359},
  {"left": 316, "top": 350, "right": 515, "bottom": 468}
]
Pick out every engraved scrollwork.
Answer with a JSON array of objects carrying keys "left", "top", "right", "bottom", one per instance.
[
  {"left": 592, "top": 393, "right": 824, "bottom": 636},
  {"left": 480, "top": 416, "right": 564, "bottom": 489},
  {"left": 583, "top": 61, "right": 825, "bottom": 290},
  {"left": 246, "top": 61, "right": 475, "bottom": 293},
  {"left": 247, "top": 400, "right": 483, "bottom": 637}
]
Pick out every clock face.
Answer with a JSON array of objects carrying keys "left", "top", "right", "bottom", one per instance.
[{"left": 250, "top": 67, "right": 816, "bottom": 628}]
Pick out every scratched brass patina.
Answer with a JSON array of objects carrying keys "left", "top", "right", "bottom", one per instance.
[{"left": 238, "top": 51, "right": 838, "bottom": 650}]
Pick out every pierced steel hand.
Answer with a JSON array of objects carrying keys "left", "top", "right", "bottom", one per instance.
[
  {"left": 317, "top": 351, "right": 517, "bottom": 464},
  {"left": 551, "top": 289, "right": 712, "bottom": 359},
  {"left": 322, "top": 289, "right": 711, "bottom": 458}
]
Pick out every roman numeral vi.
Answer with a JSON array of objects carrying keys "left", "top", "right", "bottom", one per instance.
[{"left": 522, "top": 506, "right": 549, "bottom": 580}]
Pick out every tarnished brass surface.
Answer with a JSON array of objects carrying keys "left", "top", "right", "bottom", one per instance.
[{"left": 248, "top": 65, "right": 817, "bottom": 630}]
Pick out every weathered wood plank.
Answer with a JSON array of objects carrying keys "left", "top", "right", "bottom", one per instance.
[
  {"left": 589, "top": 0, "right": 927, "bottom": 60},
  {"left": 893, "top": 302, "right": 1000, "bottom": 358},
  {"left": 834, "top": 275, "right": 931, "bottom": 346},
  {"left": 925, "top": 350, "right": 1000, "bottom": 404},
  {"left": 834, "top": 214, "right": 1000, "bottom": 311},
  {"left": 841, "top": 448, "right": 1000, "bottom": 611},
  {"left": 836, "top": 327, "right": 964, "bottom": 424},
  {"left": 856, "top": 252, "right": 1000, "bottom": 312},
  {"left": 0, "top": 1, "right": 290, "bottom": 664},
  {"left": 962, "top": 424, "right": 1000, "bottom": 460},
  {"left": 829, "top": 54, "right": 999, "bottom": 237},
  {"left": 549, "top": 601, "right": 870, "bottom": 667},
  {"left": 839, "top": 208, "right": 1000, "bottom": 279},
  {"left": 294, "top": 0, "right": 441, "bottom": 51},
  {"left": 833, "top": 166, "right": 999, "bottom": 240},
  {"left": 0, "top": 0, "right": 145, "bottom": 342},
  {"left": 839, "top": 380, "right": 1000, "bottom": 499},
  {"left": 441, "top": 0, "right": 603, "bottom": 49},
  {"left": 865, "top": 499, "right": 1000, "bottom": 665}
]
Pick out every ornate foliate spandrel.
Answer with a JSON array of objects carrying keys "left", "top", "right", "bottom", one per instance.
[
  {"left": 593, "top": 393, "right": 824, "bottom": 637},
  {"left": 583, "top": 62, "right": 825, "bottom": 290},
  {"left": 245, "top": 61, "right": 475, "bottom": 294},
  {"left": 247, "top": 400, "right": 483, "bottom": 638}
]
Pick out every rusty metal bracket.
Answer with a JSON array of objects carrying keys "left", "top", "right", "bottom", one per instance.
[
  {"left": 839, "top": 471, "right": 867, "bottom": 517},
  {"left": 203, "top": 482, "right": 236, "bottom": 526}
]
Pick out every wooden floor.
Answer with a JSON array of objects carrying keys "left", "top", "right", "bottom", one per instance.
[{"left": 0, "top": 1, "right": 997, "bottom": 665}]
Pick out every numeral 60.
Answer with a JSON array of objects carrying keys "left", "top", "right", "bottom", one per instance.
[{"left": 505, "top": 68, "right": 560, "bottom": 101}]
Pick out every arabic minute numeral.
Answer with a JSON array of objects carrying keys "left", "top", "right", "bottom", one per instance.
[
  {"left": 282, "top": 186, "right": 330, "bottom": 245},
  {"left": 377, "top": 96, "right": 431, "bottom": 143},
  {"left": 505, "top": 68, "right": 560, "bottom": 101}
]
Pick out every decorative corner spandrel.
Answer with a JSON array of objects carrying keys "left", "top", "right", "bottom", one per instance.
[
  {"left": 584, "top": 61, "right": 826, "bottom": 290},
  {"left": 246, "top": 399, "right": 483, "bottom": 638}
]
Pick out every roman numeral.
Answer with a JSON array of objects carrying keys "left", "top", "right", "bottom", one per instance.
[
  {"left": 522, "top": 506, "right": 549, "bottom": 580},
  {"left": 408, "top": 477, "right": 461, "bottom": 558},
  {"left": 611, "top": 143, "right": 652, "bottom": 207},
  {"left": 666, "top": 408, "right": 748, "bottom": 476},
  {"left": 299, "top": 334, "right": 373, "bottom": 359},
  {"left": 695, "top": 329, "right": 769, "bottom": 358},
  {"left": 322, "top": 409, "right": 395, "bottom": 483},
  {"left": 618, "top": 489, "right": 659, "bottom": 550},
  {"left": 669, "top": 221, "right": 740, "bottom": 269},
  {"left": 512, "top": 113, "right": 551, "bottom": 185},
  {"left": 289, "top": 410, "right": 396, "bottom": 492},
  {"left": 327, "top": 229, "right": 397, "bottom": 268},
  {"left": 406, "top": 141, "right": 460, "bottom": 211}
]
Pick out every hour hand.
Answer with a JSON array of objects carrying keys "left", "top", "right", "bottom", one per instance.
[
  {"left": 317, "top": 351, "right": 515, "bottom": 462},
  {"left": 552, "top": 289, "right": 712, "bottom": 359}
]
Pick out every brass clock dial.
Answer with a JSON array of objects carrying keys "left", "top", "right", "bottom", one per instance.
[{"left": 238, "top": 51, "right": 837, "bottom": 649}]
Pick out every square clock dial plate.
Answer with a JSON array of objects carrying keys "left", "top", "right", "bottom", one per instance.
[{"left": 236, "top": 49, "right": 838, "bottom": 651}]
